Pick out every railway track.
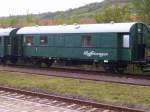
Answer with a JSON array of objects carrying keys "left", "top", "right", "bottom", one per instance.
[
  {"left": 0, "top": 65, "right": 150, "bottom": 86},
  {"left": 0, "top": 85, "right": 146, "bottom": 112}
]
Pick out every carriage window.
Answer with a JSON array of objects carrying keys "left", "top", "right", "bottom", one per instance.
[
  {"left": 40, "top": 35, "right": 48, "bottom": 45},
  {"left": 25, "top": 36, "right": 33, "bottom": 46},
  {"left": 123, "top": 35, "right": 129, "bottom": 48},
  {"left": 81, "top": 35, "right": 91, "bottom": 47}
]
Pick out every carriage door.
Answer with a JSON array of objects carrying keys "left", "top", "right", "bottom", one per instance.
[
  {"left": 4, "top": 36, "right": 10, "bottom": 56},
  {"left": 0, "top": 37, "right": 4, "bottom": 57},
  {"left": 137, "top": 25, "right": 145, "bottom": 60},
  {"left": 10, "top": 28, "right": 22, "bottom": 56}
]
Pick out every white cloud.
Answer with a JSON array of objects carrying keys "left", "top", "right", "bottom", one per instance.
[{"left": 0, "top": 0, "right": 103, "bottom": 17}]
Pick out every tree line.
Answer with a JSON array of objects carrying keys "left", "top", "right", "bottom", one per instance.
[{"left": 0, "top": 1, "right": 149, "bottom": 26}]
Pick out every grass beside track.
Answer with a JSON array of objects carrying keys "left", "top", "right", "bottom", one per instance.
[{"left": 0, "top": 71, "right": 150, "bottom": 108}]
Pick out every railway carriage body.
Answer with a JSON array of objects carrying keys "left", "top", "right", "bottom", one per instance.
[
  {"left": 0, "top": 28, "right": 15, "bottom": 60},
  {"left": 0, "top": 22, "right": 147, "bottom": 73},
  {"left": 15, "top": 22, "right": 149, "bottom": 72}
]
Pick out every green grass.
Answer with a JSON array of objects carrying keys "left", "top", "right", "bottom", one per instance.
[{"left": 0, "top": 71, "right": 150, "bottom": 108}]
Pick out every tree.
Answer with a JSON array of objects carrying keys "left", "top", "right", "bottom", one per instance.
[
  {"left": 38, "top": 18, "right": 54, "bottom": 25},
  {"left": 68, "top": 13, "right": 80, "bottom": 24},
  {"left": 132, "top": 0, "right": 150, "bottom": 26},
  {"left": 8, "top": 16, "right": 18, "bottom": 27},
  {"left": 0, "top": 19, "right": 7, "bottom": 27},
  {"left": 26, "top": 14, "right": 34, "bottom": 23},
  {"left": 94, "top": 4, "right": 132, "bottom": 23},
  {"left": 79, "top": 17, "right": 96, "bottom": 24},
  {"left": 55, "top": 13, "right": 65, "bottom": 24}
]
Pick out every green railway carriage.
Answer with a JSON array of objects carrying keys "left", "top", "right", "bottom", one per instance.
[
  {"left": 0, "top": 28, "right": 15, "bottom": 60},
  {"left": 15, "top": 22, "right": 149, "bottom": 72},
  {"left": 0, "top": 28, "right": 22, "bottom": 64}
]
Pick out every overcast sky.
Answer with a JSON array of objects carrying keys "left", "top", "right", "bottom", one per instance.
[{"left": 0, "top": 0, "right": 104, "bottom": 17}]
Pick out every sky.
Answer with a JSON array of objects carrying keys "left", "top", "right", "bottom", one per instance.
[{"left": 0, "top": 0, "right": 104, "bottom": 17}]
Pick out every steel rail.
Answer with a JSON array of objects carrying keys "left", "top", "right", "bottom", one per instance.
[
  {"left": 0, "top": 65, "right": 150, "bottom": 87},
  {"left": 1, "top": 64, "right": 150, "bottom": 79},
  {"left": 0, "top": 85, "right": 145, "bottom": 112}
]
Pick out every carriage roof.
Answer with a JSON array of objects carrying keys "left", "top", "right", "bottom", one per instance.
[
  {"left": 17, "top": 22, "right": 139, "bottom": 35},
  {"left": 0, "top": 28, "right": 15, "bottom": 36}
]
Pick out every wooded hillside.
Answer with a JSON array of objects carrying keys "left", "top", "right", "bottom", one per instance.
[
  {"left": 0, "top": 0, "right": 133, "bottom": 27},
  {"left": 0, "top": 0, "right": 149, "bottom": 31}
]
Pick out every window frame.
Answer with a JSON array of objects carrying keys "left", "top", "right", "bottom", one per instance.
[
  {"left": 40, "top": 35, "right": 48, "bottom": 46},
  {"left": 81, "top": 35, "right": 91, "bottom": 47},
  {"left": 24, "top": 35, "right": 33, "bottom": 46},
  {"left": 123, "top": 34, "right": 130, "bottom": 48}
]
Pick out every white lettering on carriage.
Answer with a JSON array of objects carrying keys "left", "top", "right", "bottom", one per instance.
[{"left": 83, "top": 51, "right": 108, "bottom": 57}]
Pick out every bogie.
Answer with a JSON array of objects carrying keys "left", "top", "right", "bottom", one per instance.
[{"left": 103, "top": 62, "right": 127, "bottom": 73}]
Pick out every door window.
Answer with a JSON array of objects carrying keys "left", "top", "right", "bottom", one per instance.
[{"left": 123, "top": 35, "right": 129, "bottom": 48}]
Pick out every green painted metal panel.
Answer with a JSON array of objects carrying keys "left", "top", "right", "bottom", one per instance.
[
  {"left": 91, "top": 33, "right": 118, "bottom": 47},
  {"left": 65, "top": 34, "right": 81, "bottom": 47},
  {"left": 33, "top": 35, "right": 39, "bottom": 46},
  {"left": 22, "top": 33, "right": 119, "bottom": 61},
  {"left": 53, "top": 34, "right": 64, "bottom": 46},
  {"left": 118, "top": 49, "right": 131, "bottom": 61},
  {"left": 48, "top": 35, "right": 54, "bottom": 46},
  {"left": 23, "top": 46, "right": 117, "bottom": 61}
]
